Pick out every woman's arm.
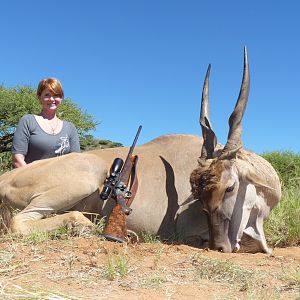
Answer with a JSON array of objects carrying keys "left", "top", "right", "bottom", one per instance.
[
  {"left": 12, "top": 115, "right": 31, "bottom": 167},
  {"left": 12, "top": 153, "right": 27, "bottom": 168},
  {"left": 69, "top": 123, "right": 81, "bottom": 153}
]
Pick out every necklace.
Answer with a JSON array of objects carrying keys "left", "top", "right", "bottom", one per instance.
[{"left": 44, "top": 117, "right": 59, "bottom": 135}]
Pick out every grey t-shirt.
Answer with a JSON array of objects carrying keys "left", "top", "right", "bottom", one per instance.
[{"left": 12, "top": 114, "right": 80, "bottom": 163}]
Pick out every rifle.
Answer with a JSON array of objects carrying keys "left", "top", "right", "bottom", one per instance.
[{"left": 100, "top": 125, "right": 142, "bottom": 243}]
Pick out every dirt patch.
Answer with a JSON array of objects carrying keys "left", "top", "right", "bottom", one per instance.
[{"left": 0, "top": 236, "right": 299, "bottom": 299}]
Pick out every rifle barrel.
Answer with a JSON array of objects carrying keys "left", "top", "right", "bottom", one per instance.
[{"left": 125, "top": 125, "right": 142, "bottom": 161}]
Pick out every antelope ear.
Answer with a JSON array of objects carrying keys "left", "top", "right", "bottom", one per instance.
[
  {"left": 218, "top": 146, "right": 242, "bottom": 161},
  {"left": 245, "top": 172, "right": 275, "bottom": 190},
  {"left": 238, "top": 164, "right": 275, "bottom": 190},
  {"left": 197, "top": 158, "right": 211, "bottom": 168}
]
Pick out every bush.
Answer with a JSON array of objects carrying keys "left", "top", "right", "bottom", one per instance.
[
  {"left": 263, "top": 151, "right": 300, "bottom": 246},
  {"left": 262, "top": 151, "right": 300, "bottom": 189}
]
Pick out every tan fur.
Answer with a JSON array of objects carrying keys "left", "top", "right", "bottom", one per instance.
[
  {"left": 0, "top": 134, "right": 204, "bottom": 238},
  {"left": 190, "top": 159, "right": 226, "bottom": 204},
  {"left": 190, "top": 147, "right": 281, "bottom": 253},
  {"left": 236, "top": 149, "right": 281, "bottom": 207}
]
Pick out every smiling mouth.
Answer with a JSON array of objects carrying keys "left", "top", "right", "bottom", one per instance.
[{"left": 48, "top": 103, "right": 57, "bottom": 108}]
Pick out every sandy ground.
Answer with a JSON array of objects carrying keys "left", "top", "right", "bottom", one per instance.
[{"left": 0, "top": 235, "right": 299, "bottom": 300}]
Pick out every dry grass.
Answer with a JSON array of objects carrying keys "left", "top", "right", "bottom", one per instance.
[
  {"left": 0, "top": 232, "right": 299, "bottom": 299},
  {"left": 194, "top": 255, "right": 258, "bottom": 291}
]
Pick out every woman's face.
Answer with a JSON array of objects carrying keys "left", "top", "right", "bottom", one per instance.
[{"left": 39, "top": 88, "right": 63, "bottom": 112}]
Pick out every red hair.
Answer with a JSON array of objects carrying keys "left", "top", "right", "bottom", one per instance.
[{"left": 37, "top": 78, "right": 64, "bottom": 98}]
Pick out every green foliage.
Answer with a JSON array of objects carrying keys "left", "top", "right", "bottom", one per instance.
[
  {"left": 91, "top": 215, "right": 107, "bottom": 235},
  {"left": 103, "top": 255, "right": 129, "bottom": 280},
  {"left": 58, "top": 98, "right": 97, "bottom": 136},
  {"left": 282, "top": 265, "right": 300, "bottom": 290},
  {"left": 80, "top": 135, "right": 122, "bottom": 151},
  {"left": 141, "top": 231, "right": 161, "bottom": 243},
  {"left": 265, "top": 187, "right": 300, "bottom": 246},
  {"left": 0, "top": 86, "right": 41, "bottom": 134},
  {"left": 0, "top": 151, "right": 11, "bottom": 174},
  {"left": 263, "top": 151, "right": 300, "bottom": 246},
  {"left": 262, "top": 151, "right": 300, "bottom": 189},
  {"left": 23, "top": 226, "right": 74, "bottom": 244},
  {"left": 25, "top": 230, "right": 50, "bottom": 244}
]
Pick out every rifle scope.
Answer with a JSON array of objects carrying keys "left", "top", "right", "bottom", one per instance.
[{"left": 100, "top": 158, "right": 124, "bottom": 200}]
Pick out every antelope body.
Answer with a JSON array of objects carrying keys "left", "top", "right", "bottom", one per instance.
[
  {"left": 0, "top": 134, "right": 207, "bottom": 245},
  {"left": 0, "top": 48, "right": 280, "bottom": 253}
]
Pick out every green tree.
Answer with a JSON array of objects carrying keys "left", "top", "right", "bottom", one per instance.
[
  {"left": 0, "top": 85, "right": 122, "bottom": 173},
  {"left": 80, "top": 134, "right": 122, "bottom": 151}
]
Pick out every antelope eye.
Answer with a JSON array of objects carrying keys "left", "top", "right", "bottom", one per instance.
[{"left": 226, "top": 182, "right": 235, "bottom": 193}]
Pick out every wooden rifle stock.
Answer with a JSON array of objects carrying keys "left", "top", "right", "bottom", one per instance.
[{"left": 102, "top": 203, "right": 126, "bottom": 243}]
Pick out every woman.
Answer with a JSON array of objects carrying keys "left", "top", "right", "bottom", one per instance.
[{"left": 12, "top": 78, "right": 80, "bottom": 168}]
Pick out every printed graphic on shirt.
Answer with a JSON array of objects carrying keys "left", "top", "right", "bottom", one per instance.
[{"left": 55, "top": 135, "right": 70, "bottom": 156}]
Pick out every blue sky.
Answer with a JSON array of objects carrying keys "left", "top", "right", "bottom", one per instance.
[{"left": 1, "top": 1, "right": 299, "bottom": 153}]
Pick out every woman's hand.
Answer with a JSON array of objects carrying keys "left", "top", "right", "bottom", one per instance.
[{"left": 12, "top": 154, "right": 27, "bottom": 168}]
